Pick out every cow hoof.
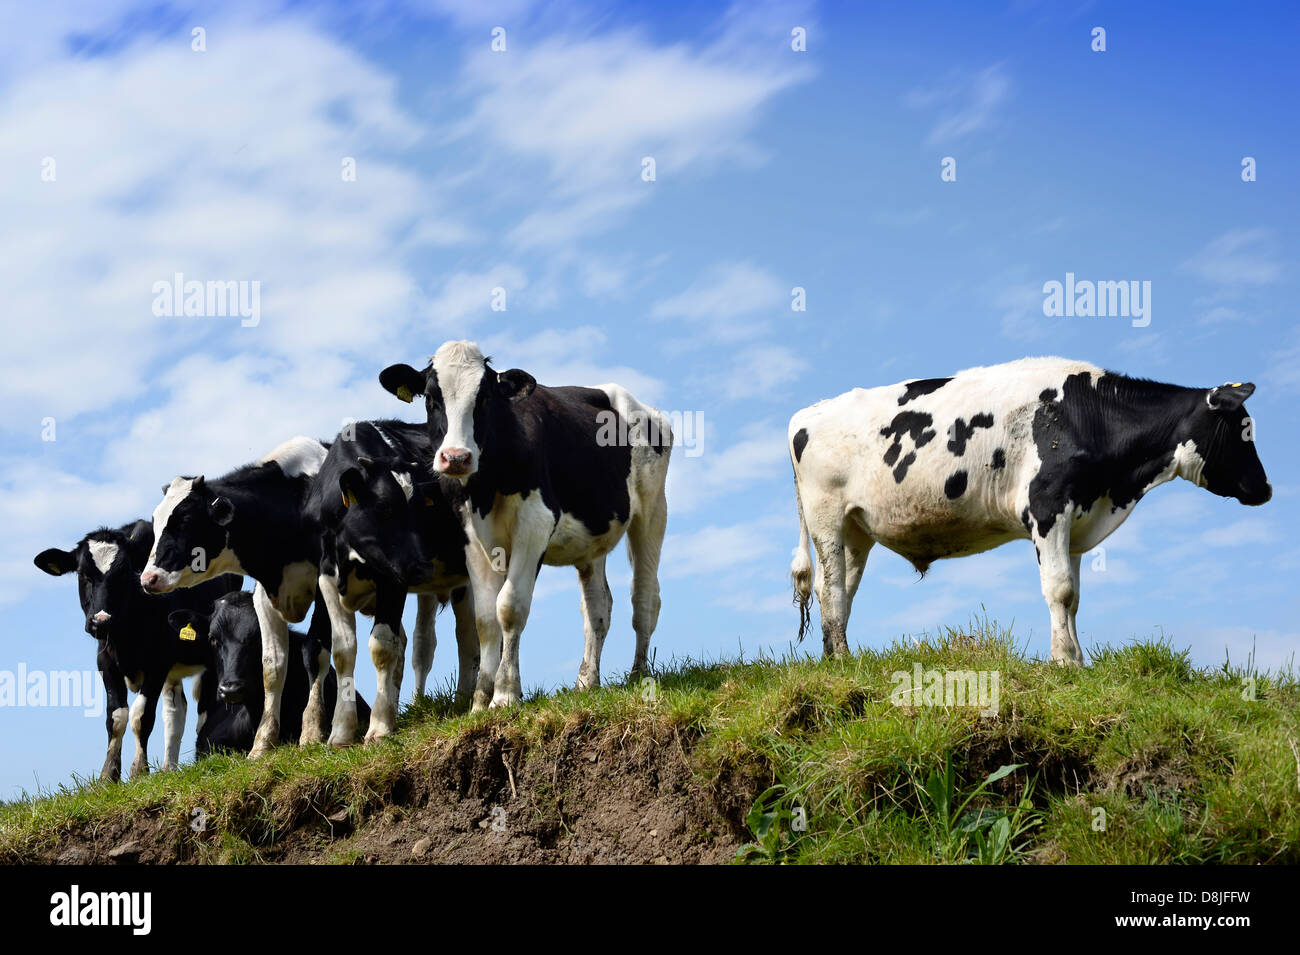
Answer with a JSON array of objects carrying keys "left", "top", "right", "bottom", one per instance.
[
  {"left": 363, "top": 725, "right": 394, "bottom": 744},
  {"left": 129, "top": 762, "right": 149, "bottom": 780},
  {"left": 328, "top": 726, "right": 358, "bottom": 748},
  {"left": 161, "top": 761, "right": 178, "bottom": 773},
  {"left": 489, "top": 692, "right": 520, "bottom": 709}
]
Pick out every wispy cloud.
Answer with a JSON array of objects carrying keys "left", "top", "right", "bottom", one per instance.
[
  {"left": 906, "top": 63, "right": 1011, "bottom": 144},
  {"left": 1183, "top": 228, "right": 1283, "bottom": 289}
]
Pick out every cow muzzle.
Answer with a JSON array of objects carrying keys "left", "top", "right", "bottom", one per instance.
[
  {"left": 139, "top": 569, "right": 170, "bottom": 593},
  {"left": 437, "top": 447, "right": 475, "bottom": 477},
  {"left": 86, "top": 611, "right": 111, "bottom": 637},
  {"left": 217, "top": 682, "right": 245, "bottom": 704}
]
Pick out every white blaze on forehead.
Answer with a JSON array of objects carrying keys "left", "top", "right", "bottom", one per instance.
[
  {"left": 432, "top": 340, "right": 487, "bottom": 460},
  {"left": 88, "top": 541, "right": 119, "bottom": 575},
  {"left": 260, "top": 435, "right": 328, "bottom": 478},
  {"left": 149, "top": 476, "right": 197, "bottom": 567},
  {"left": 391, "top": 470, "right": 414, "bottom": 500}
]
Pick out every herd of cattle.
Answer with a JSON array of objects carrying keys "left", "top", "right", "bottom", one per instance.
[{"left": 35, "top": 345, "right": 1270, "bottom": 782}]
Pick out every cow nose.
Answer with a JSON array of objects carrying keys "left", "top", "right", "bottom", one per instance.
[
  {"left": 217, "top": 682, "right": 244, "bottom": 704},
  {"left": 438, "top": 447, "right": 473, "bottom": 475},
  {"left": 87, "top": 613, "right": 110, "bottom": 636},
  {"left": 140, "top": 570, "right": 161, "bottom": 592}
]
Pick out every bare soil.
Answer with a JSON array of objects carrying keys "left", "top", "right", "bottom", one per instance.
[{"left": 24, "top": 719, "right": 755, "bottom": 865}]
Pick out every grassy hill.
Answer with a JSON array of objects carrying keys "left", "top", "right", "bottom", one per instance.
[{"left": 3, "top": 619, "right": 1298, "bottom": 864}]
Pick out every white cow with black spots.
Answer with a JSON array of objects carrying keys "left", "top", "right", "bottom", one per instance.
[{"left": 789, "top": 357, "right": 1271, "bottom": 663}]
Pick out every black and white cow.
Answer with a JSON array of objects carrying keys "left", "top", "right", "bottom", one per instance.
[
  {"left": 325, "top": 420, "right": 479, "bottom": 714},
  {"left": 309, "top": 419, "right": 478, "bottom": 738},
  {"left": 139, "top": 428, "right": 469, "bottom": 750},
  {"left": 380, "top": 340, "right": 672, "bottom": 709},
  {"left": 170, "top": 590, "right": 370, "bottom": 753},
  {"left": 35, "top": 520, "right": 242, "bottom": 780},
  {"left": 139, "top": 437, "right": 340, "bottom": 755},
  {"left": 788, "top": 358, "right": 1271, "bottom": 663}
]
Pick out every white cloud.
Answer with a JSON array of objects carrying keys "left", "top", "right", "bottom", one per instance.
[
  {"left": 1183, "top": 228, "right": 1283, "bottom": 289},
  {"left": 662, "top": 513, "right": 787, "bottom": 580},
  {"left": 449, "top": 16, "right": 813, "bottom": 248},
  {"left": 667, "top": 419, "right": 789, "bottom": 513},
  {"left": 708, "top": 345, "right": 807, "bottom": 401},
  {"left": 0, "top": 19, "right": 461, "bottom": 426},
  {"left": 652, "top": 261, "right": 785, "bottom": 322},
  {"left": 426, "top": 265, "right": 529, "bottom": 331},
  {"left": 906, "top": 63, "right": 1011, "bottom": 144}
]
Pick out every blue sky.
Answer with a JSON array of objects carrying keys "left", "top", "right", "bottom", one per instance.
[{"left": 1, "top": 0, "right": 1296, "bottom": 798}]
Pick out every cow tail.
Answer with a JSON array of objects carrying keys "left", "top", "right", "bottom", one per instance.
[{"left": 790, "top": 468, "right": 814, "bottom": 642}]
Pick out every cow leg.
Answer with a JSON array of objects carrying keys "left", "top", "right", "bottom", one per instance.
[
  {"left": 318, "top": 574, "right": 359, "bottom": 747},
  {"left": 298, "top": 649, "right": 329, "bottom": 746},
  {"left": 298, "top": 593, "right": 330, "bottom": 746},
  {"left": 810, "top": 528, "right": 850, "bottom": 658},
  {"left": 626, "top": 489, "right": 667, "bottom": 680},
  {"left": 98, "top": 647, "right": 128, "bottom": 783},
  {"left": 161, "top": 680, "right": 187, "bottom": 771},
  {"left": 366, "top": 583, "right": 407, "bottom": 743},
  {"left": 466, "top": 543, "right": 505, "bottom": 712},
  {"left": 450, "top": 586, "right": 479, "bottom": 711},
  {"left": 575, "top": 554, "right": 613, "bottom": 691},
  {"left": 251, "top": 581, "right": 290, "bottom": 756},
  {"left": 411, "top": 593, "right": 437, "bottom": 698},
  {"left": 1035, "top": 523, "right": 1083, "bottom": 665},
  {"left": 843, "top": 521, "right": 874, "bottom": 611},
  {"left": 492, "top": 533, "right": 548, "bottom": 709},
  {"left": 1067, "top": 552, "right": 1083, "bottom": 661},
  {"left": 128, "top": 682, "right": 164, "bottom": 779}
]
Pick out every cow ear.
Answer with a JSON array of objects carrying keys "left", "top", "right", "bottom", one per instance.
[
  {"left": 339, "top": 467, "right": 367, "bottom": 508},
  {"left": 380, "top": 364, "right": 427, "bottom": 403},
  {"left": 1207, "top": 382, "right": 1255, "bottom": 412},
  {"left": 208, "top": 495, "right": 235, "bottom": 526},
  {"left": 497, "top": 369, "right": 536, "bottom": 402},
  {"left": 167, "top": 609, "right": 208, "bottom": 638},
  {"left": 34, "top": 547, "right": 78, "bottom": 576},
  {"left": 124, "top": 521, "right": 154, "bottom": 565}
]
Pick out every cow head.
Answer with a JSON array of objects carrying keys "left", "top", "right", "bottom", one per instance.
[
  {"left": 335, "top": 458, "right": 430, "bottom": 588},
  {"left": 169, "top": 592, "right": 256, "bottom": 704},
  {"left": 380, "top": 340, "right": 535, "bottom": 480},
  {"left": 1183, "top": 382, "right": 1271, "bottom": 506},
  {"left": 35, "top": 521, "right": 153, "bottom": 639},
  {"left": 140, "top": 476, "right": 235, "bottom": 593}
]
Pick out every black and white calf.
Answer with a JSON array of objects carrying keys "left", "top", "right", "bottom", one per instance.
[
  {"left": 789, "top": 358, "right": 1271, "bottom": 663},
  {"left": 324, "top": 420, "right": 479, "bottom": 717},
  {"left": 139, "top": 437, "right": 340, "bottom": 755},
  {"left": 381, "top": 340, "right": 672, "bottom": 709},
  {"left": 35, "top": 521, "right": 242, "bottom": 779},
  {"left": 171, "top": 591, "right": 370, "bottom": 753}
]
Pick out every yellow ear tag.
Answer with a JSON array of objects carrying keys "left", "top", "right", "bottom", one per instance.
[
  {"left": 396, "top": 385, "right": 414, "bottom": 403},
  {"left": 1229, "top": 382, "right": 1243, "bottom": 388},
  {"left": 343, "top": 489, "right": 358, "bottom": 508},
  {"left": 179, "top": 624, "right": 197, "bottom": 642}
]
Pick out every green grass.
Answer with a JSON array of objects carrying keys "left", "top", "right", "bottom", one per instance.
[{"left": 3, "top": 617, "right": 1298, "bottom": 864}]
